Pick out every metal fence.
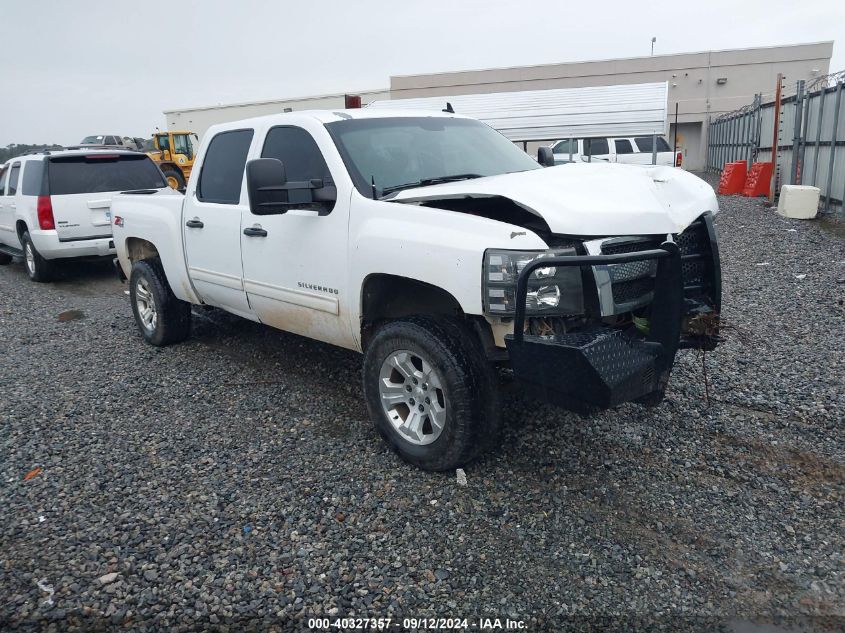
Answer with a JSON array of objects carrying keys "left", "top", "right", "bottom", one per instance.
[{"left": 706, "top": 70, "right": 845, "bottom": 213}]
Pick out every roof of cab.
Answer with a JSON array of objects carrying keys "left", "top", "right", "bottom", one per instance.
[{"left": 207, "top": 108, "right": 470, "bottom": 134}]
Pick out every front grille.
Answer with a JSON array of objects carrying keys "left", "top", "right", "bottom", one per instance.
[
  {"left": 601, "top": 237, "right": 660, "bottom": 256},
  {"left": 597, "top": 215, "right": 719, "bottom": 315},
  {"left": 612, "top": 277, "right": 654, "bottom": 304}
]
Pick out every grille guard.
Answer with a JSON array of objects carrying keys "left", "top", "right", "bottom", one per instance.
[{"left": 504, "top": 242, "right": 684, "bottom": 412}]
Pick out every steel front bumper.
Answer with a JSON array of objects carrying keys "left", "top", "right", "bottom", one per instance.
[{"left": 504, "top": 243, "right": 687, "bottom": 412}]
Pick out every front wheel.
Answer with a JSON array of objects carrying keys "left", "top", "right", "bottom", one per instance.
[
  {"left": 362, "top": 317, "right": 500, "bottom": 471},
  {"left": 21, "top": 231, "right": 55, "bottom": 282},
  {"left": 129, "top": 258, "right": 191, "bottom": 346}
]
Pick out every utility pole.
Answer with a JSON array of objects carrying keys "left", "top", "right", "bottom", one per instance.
[{"left": 769, "top": 73, "right": 783, "bottom": 205}]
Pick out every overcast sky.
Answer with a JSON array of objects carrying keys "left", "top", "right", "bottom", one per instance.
[{"left": 0, "top": 0, "right": 841, "bottom": 146}]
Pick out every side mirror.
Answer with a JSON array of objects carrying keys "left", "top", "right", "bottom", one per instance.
[
  {"left": 246, "top": 158, "right": 288, "bottom": 215},
  {"left": 246, "top": 158, "right": 338, "bottom": 215},
  {"left": 537, "top": 146, "right": 555, "bottom": 167}
]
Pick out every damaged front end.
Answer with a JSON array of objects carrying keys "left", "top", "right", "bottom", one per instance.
[{"left": 495, "top": 213, "right": 721, "bottom": 413}]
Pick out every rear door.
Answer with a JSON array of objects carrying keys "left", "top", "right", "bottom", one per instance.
[
  {"left": 182, "top": 128, "right": 255, "bottom": 318},
  {"left": 47, "top": 153, "right": 166, "bottom": 241}
]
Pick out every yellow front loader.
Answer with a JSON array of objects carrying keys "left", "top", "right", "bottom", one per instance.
[{"left": 147, "top": 131, "right": 198, "bottom": 191}]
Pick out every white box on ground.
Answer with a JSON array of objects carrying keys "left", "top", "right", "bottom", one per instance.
[{"left": 777, "top": 185, "right": 820, "bottom": 219}]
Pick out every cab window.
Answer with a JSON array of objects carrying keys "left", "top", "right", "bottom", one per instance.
[
  {"left": 197, "top": 129, "right": 254, "bottom": 204},
  {"left": 261, "top": 126, "right": 335, "bottom": 212},
  {"left": 0, "top": 165, "right": 8, "bottom": 195},
  {"left": 615, "top": 139, "right": 634, "bottom": 154},
  {"left": 583, "top": 138, "right": 609, "bottom": 156},
  {"left": 553, "top": 139, "right": 577, "bottom": 155},
  {"left": 172, "top": 134, "right": 192, "bottom": 159}
]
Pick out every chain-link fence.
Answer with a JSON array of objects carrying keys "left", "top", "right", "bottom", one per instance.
[{"left": 706, "top": 70, "right": 845, "bottom": 213}]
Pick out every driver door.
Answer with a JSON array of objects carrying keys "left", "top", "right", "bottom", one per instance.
[{"left": 240, "top": 125, "right": 353, "bottom": 348}]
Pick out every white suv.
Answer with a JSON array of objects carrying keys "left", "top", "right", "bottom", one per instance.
[
  {"left": 550, "top": 136, "right": 680, "bottom": 167},
  {"left": 0, "top": 148, "right": 168, "bottom": 281}
]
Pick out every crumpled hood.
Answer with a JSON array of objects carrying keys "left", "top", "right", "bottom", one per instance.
[{"left": 389, "top": 163, "right": 718, "bottom": 236}]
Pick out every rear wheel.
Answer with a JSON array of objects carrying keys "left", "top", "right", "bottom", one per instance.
[
  {"left": 129, "top": 258, "right": 191, "bottom": 346},
  {"left": 162, "top": 167, "right": 185, "bottom": 191},
  {"left": 362, "top": 316, "right": 501, "bottom": 471},
  {"left": 21, "top": 231, "right": 55, "bottom": 282}
]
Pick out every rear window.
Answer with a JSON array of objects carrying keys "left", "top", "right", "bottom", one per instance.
[
  {"left": 7, "top": 163, "right": 21, "bottom": 196},
  {"left": 615, "top": 139, "right": 634, "bottom": 154},
  {"left": 583, "top": 138, "right": 609, "bottom": 156},
  {"left": 635, "top": 136, "right": 671, "bottom": 152},
  {"left": 48, "top": 154, "right": 165, "bottom": 195},
  {"left": 22, "top": 160, "right": 46, "bottom": 195}
]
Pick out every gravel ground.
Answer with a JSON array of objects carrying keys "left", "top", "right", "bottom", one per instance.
[{"left": 1, "top": 183, "right": 843, "bottom": 632}]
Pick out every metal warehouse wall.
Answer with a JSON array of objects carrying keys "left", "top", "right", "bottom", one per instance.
[
  {"left": 165, "top": 89, "right": 389, "bottom": 140},
  {"left": 707, "top": 71, "right": 845, "bottom": 212},
  {"left": 389, "top": 43, "right": 833, "bottom": 171}
]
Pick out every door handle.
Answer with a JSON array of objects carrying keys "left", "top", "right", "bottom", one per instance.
[
  {"left": 185, "top": 218, "right": 204, "bottom": 228},
  {"left": 243, "top": 226, "right": 268, "bottom": 237}
]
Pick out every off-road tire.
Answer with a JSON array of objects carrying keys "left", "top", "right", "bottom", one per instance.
[
  {"left": 162, "top": 168, "right": 186, "bottom": 191},
  {"left": 0, "top": 252, "right": 12, "bottom": 265},
  {"left": 21, "top": 231, "right": 55, "bottom": 282},
  {"left": 129, "top": 258, "right": 191, "bottom": 346},
  {"left": 363, "top": 316, "right": 501, "bottom": 471}
]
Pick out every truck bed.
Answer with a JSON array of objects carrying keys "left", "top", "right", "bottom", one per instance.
[{"left": 111, "top": 188, "right": 200, "bottom": 304}]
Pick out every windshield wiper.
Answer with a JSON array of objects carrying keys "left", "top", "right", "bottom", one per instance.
[{"left": 381, "top": 173, "right": 483, "bottom": 197}]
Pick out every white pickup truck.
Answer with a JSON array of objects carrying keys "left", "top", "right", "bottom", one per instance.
[{"left": 112, "top": 109, "right": 722, "bottom": 471}]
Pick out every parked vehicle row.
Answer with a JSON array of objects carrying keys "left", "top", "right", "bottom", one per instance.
[
  {"left": 80, "top": 134, "right": 147, "bottom": 151},
  {"left": 1, "top": 110, "right": 722, "bottom": 470},
  {"left": 550, "top": 135, "right": 681, "bottom": 167},
  {"left": 0, "top": 149, "right": 168, "bottom": 281}
]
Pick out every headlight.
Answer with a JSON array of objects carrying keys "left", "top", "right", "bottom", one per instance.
[{"left": 483, "top": 249, "right": 584, "bottom": 316}]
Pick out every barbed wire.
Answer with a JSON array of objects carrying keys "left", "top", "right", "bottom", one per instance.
[
  {"left": 712, "top": 68, "right": 844, "bottom": 123},
  {"left": 806, "top": 69, "right": 845, "bottom": 92}
]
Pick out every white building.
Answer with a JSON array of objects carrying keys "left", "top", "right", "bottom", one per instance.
[
  {"left": 164, "top": 42, "right": 833, "bottom": 171},
  {"left": 164, "top": 88, "right": 389, "bottom": 139}
]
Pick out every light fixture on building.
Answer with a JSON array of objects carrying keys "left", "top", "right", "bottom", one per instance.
[{"left": 716, "top": 77, "right": 728, "bottom": 85}]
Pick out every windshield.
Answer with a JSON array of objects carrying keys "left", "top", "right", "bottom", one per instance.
[
  {"left": 81, "top": 136, "right": 106, "bottom": 144},
  {"left": 325, "top": 117, "right": 540, "bottom": 197}
]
